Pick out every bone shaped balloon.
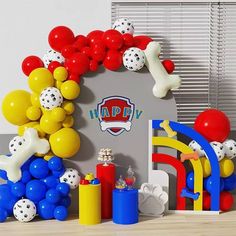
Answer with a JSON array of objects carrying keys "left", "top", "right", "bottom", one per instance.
[
  {"left": 0, "top": 128, "right": 50, "bottom": 182},
  {"left": 144, "top": 42, "right": 182, "bottom": 98}
]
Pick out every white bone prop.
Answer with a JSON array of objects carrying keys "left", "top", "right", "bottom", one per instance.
[
  {"left": 0, "top": 128, "right": 50, "bottom": 182},
  {"left": 100, "top": 121, "right": 131, "bottom": 131},
  {"left": 160, "top": 120, "right": 177, "bottom": 137},
  {"left": 144, "top": 42, "right": 182, "bottom": 98}
]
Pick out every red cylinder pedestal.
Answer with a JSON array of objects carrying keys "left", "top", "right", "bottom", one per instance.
[{"left": 96, "top": 163, "right": 116, "bottom": 219}]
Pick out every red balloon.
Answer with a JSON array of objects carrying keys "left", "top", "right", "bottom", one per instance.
[
  {"left": 194, "top": 109, "right": 230, "bottom": 142},
  {"left": 61, "top": 45, "right": 77, "bottom": 58},
  {"left": 81, "top": 46, "right": 92, "bottom": 58},
  {"left": 22, "top": 56, "right": 44, "bottom": 76},
  {"left": 89, "top": 60, "right": 99, "bottom": 72},
  {"left": 122, "top": 33, "right": 134, "bottom": 47},
  {"left": 102, "top": 29, "right": 124, "bottom": 50},
  {"left": 64, "top": 52, "right": 89, "bottom": 75},
  {"left": 68, "top": 73, "right": 80, "bottom": 83},
  {"left": 220, "top": 191, "right": 234, "bottom": 211},
  {"left": 48, "top": 61, "right": 61, "bottom": 73},
  {"left": 133, "top": 35, "right": 153, "bottom": 50},
  {"left": 202, "top": 191, "right": 211, "bottom": 210},
  {"left": 162, "top": 60, "right": 175, "bottom": 74},
  {"left": 103, "top": 50, "right": 122, "bottom": 71},
  {"left": 48, "top": 26, "right": 75, "bottom": 52},
  {"left": 87, "top": 30, "right": 104, "bottom": 45},
  {"left": 119, "top": 46, "right": 129, "bottom": 56},
  {"left": 73, "top": 35, "right": 89, "bottom": 51},
  {"left": 91, "top": 41, "right": 106, "bottom": 62}
]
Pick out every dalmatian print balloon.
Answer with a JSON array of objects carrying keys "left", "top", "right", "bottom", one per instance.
[
  {"left": 223, "top": 139, "right": 236, "bottom": 159},
  {"left": 13, "top": 199, "right": 36, "bottom": 222},
  {"left": 123, "top": 47, "right": 145, "bottom": 71},
  {"left": 112, "top": 18, "right": 134, "bottom": 35},
  {"left": 188, "top": 140, "right": 205, "bottom": 157},
  {"left": 210, "top": 141, "right": 226, "bottom": 161},
  {"left": 40, "top": 87, "right": 63, "bottom": 110},
  {"left": 60, "top": 168, "right": 80, "bottom": 189},
  {"left": 9, "top": 136, "right": 26, "bottom": 154},
  {"left": 42, "top": 49, "right": 64, "bottom": 67}
]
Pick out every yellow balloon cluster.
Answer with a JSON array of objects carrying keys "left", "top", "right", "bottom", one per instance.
[{"left": 2, "top": 66, "right": 81, "bottom": 159}]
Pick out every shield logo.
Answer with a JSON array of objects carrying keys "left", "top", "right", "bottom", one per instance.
[{"left": 97, "top": 96, "right": 135, "bottom": 136}]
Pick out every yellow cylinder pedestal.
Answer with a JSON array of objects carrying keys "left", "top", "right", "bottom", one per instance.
[{"left": 79, "top": 183, "right": 101, "bottom": 225}]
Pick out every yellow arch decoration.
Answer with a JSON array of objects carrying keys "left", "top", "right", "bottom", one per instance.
[{"left": 152, "top": 136, "right": 203, "bottom": 211}]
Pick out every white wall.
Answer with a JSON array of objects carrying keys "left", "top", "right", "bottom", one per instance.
[{"left": 0, "top": 0, "right": 111, "bottom": 133}]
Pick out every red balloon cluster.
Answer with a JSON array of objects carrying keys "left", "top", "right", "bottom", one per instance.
[{"left": 21, "top": 25, "right": 176, "bottom": 83}]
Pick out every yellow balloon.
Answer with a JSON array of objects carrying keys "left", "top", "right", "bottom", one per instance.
[
  {"left": 33, "top": 124, "right": 46, "bottom": 138},
  {"left": 2, "top": 90, "right": 31, "bottom": 125},
  {"left": 62, "top": 115, "right": 74, "bottom": 128},
  {"left": 49, "top": 128, "right": 80, "bottom": 158},
  {"left": 62, "top": 101, "right": 75, "bottom": 115},
  {"left": 51, "top": 107, "right": 66, "bottom": 122},
  {"left": 220, "top": 158, "right": 234, "bottom": 178},
  {"left": 85, "top": 173, "right": 94, "bottom": 181},
  {"left": 18, "top": 121, "right": 39, "bottom": 136},
  {"left": 200, "top": 157, "right": 211, "bottom": 178},
  {"left": 26, "top": 106, "right": 42, "bottom": 121},
  {"left": 53, "top": 66, "right": 68, "bottom": 82},
  {"left": 31, "top": 92, "right": 41, "bottom": 107},
  {"left": 55, "top": 80, "right": 63, "bottom": 90},
  {"left": 28, "top": 68, "right": 54, "bottom": 93},
  {"left": 40, "top": 114, "right": 62, "bottom": 134},
  {"left": 44, "top": 151, "right": 54, "bottom": 161},
  {"left": 60, "top": 80, "right": 80, "bottom": 100}
]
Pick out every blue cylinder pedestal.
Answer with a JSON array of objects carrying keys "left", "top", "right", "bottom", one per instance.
[{"left": 112, "top": 189, "right": 138, "bottom": 225}]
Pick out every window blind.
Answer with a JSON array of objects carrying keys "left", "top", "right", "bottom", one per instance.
[{"left": 111, "top": 1, "right": 236, "bottom": 130}]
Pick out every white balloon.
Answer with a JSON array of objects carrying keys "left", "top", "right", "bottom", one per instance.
[
  {"left": 9, "top": 136, "right": 26, "bottom": 154},
  {"left": 60, "top": 168, "right": 80, "bottom": 189},
  {"left": 112, "top": 18, "right": 134, "bottom": 35},
  {"left": 13, "top": 199, "right": 36, "bottom": 222},
  {"left": 188, "top": 140, "right": 205, "bottom": 157},
  {"left": 210, "top": 141, "right": 226, "bottom": 161},
  {"left": 40, "top": 87, "right": 63, "bottom": 110},
  {"left": 123, "top": 47, "right": 145, "bottom": 71},
  {"left": 223, "top": 139, "right": 236, "bottom": 159},
  {"left": 42, "top": 49, "right": 64, "bottom": 67}
]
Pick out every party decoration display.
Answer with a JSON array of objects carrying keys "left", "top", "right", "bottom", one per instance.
[
  {"left": 122, "top": 47, "right": 145, "bottom": 71},
  {"left": 160, "top": 120, "right": 177, "bottom": 138},
  {"left": 210, "top": 141, "right": 225, "bottom": 161},
  {"left": 125, "top": 166, "right": 136, "bottom": 190},
  {"left": 22, "top": 56, "right": 44, "bottom": 76},
  {"left": 59, "top": 168, "right": 80, "bottom": 189},
  {"left": 180, "top": 151, "right": 199, "bottom": 162},
  {"left": 138, "top": 183, "right": 168, "bottom": 216},
  {"left": 13, "top": 199, "right": 36, "bottom": 222},
  {"left": 97, "top": 148, "right": 114, "bottom": 165},
  {"left": 42, "top": 49, "right": 65, "bottom": 67},
  {"left": 115, "top": 175, "right": 127, "bottom": 190},
  {"left": 0, "top": 128, "right": 49, "bottom": 182},
  {"left": 180, "top": 188, "right": 200, "bottom": 201},
  {"left": 144, "top": 42, "right": 181, "bottom": 98},
  {"left": 188, "top": 140, "right": 205, "bottom": 157},
  {"left": 9, "top": 136, "right": 25, "bottom": 154},
  {"left": 223, "top": 139, "right": 236, "bottom": 159},
  {"left": 112, "top": 18, "right": 134, "bottom": 35}
]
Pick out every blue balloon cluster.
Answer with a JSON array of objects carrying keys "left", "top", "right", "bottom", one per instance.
[{"left": 0, "top": 156, "right": 70, "bottom": 223}]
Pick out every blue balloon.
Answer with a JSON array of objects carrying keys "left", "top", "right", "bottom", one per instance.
[
  {"left": 46, "top": 189, "right": 61, "bottom": 204},
  {"left": 91, "top": 178, "right": 100, "bottom": 185},
  {"left": 38, "top": 199, "right": 55, "bottom": 220},
  {"left": 0, "top": 208, "right": 8, "bottom": 223},
  {"left": 59, "top": 196, "right": 71, "bottom": 208},
  {"left": 41, "top": 176, "right": 59, "bottom": 189},
  {"left": 48, "top": 157, "right": 63, "bottom": 171},
  {"left": 26, "top": 180, "right": 47, "bottom": 202},
  {"left": 0, "top": 170, "right": 8, "bottom": 180},
  {"left": 21, "top": 156, "right": 35, "bottom": 171},
  {"left": 52, "top": 166, "right": 65, "bottom": 178},
  {"left": 29, "top": 158, "right": 49, "bottom": 179},
  {"left": 204, "top": 176, "right": 224, "bottom": 193},
  {"left": 223, "top": 174, "right": 236, "bottom": 191},
  {"left": 186, "top": 171, "right": 194, "bottom": 191},
  {"left": 0, "top": 185, "right": 18, "bottom": 211},
  {"left": 56, "top": 183, "right": 70, "bottom": 196},
  {"left": 21, "top": 170, "right": 32, "bottom": 184},
  {"left": 11, "top": 182, "right": 26, "bottom": 198},
  {"left": 54, "top": 206, "right": 68, "bottom": 221}
]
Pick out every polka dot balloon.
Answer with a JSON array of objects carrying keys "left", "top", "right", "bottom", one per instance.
[
  {"left": 42, "top": 49, "right": 64, "bottom": 67},
  {"left": 210, "top": 141, "right": 226, "bottom": 161},
  {"left": 13, "top": 199, "right": 36, "bottom": 222},
  {"left": 188, "top": 140, "right": 205, "bottom": 157},
  {"left": 112, "top": 18, "right": 134, "bottom": 35},
  {"left": 223, "top": 139, "right": 236, "bottom": 159},
  {"left": 40, "top": 87, "right": 63, "bottom": 110},
  {"left": 9, "top": 136, "right": 26, "bottom": 154},
  {"left": 59, "top": 168, "right": 80, "bottom": 189},
  {"left": 123, "top": 47, "right": 145, "bottom": 71}
]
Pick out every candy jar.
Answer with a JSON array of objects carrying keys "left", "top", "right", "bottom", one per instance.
[
  {"left": 115, "top": 175, "right": 126, "bottom": 190},
  {"left": 125, "top": 166, "right": 136, "bottom": 190}
]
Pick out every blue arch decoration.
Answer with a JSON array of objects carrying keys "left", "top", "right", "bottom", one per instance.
[{"left": 152, "top": 120, "right": 220, "bottom": 211}]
